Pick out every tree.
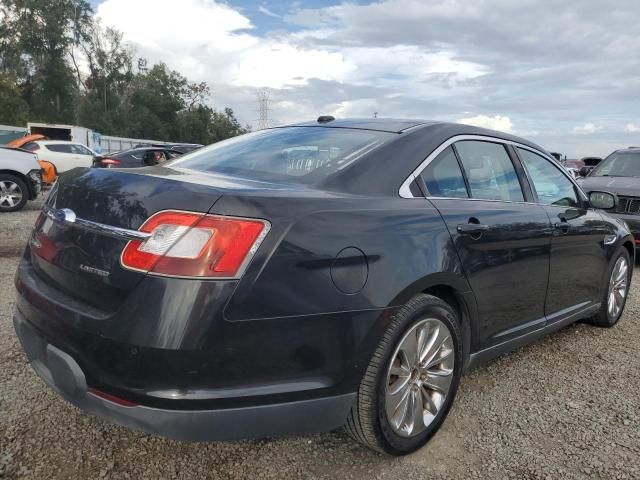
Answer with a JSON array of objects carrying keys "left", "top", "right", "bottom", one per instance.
[
  {"left": 0, "top": 0, "right": 93, "bottom": 123},
  {"left": 126, "top": 63, "right": 186, "bottom": 140},
  {"left": 210, "top": 108, "right": 250, "bottom": 142},
  {"left": 0, "top": 0, "right": 250, "bottom": 144},
  {"left": 78, "top": 24, "right": 134, "bottom": 134},
  {"left": 0, "top": 74, "right": 30, "bottom": 124}
]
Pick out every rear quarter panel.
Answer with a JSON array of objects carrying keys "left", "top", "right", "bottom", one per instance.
[{"left": 215, "top": 193, "right": 470, "bottom": 320}]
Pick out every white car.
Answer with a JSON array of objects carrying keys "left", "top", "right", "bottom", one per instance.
[
  {"left": 0, "top": 147, "right": 42, "bottom": 212},
  {"left": 21, "top": 140, "right": 96, "bottom": 173}
]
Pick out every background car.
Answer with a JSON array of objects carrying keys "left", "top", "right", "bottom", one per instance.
[
  {"left": 21, "top": 140, "right": 96, "bottom": 173},
  {"left": 579, "top": 147, "right": 640, "bottom": 248},
  {"left": 0, "top": 146, "right": 42, "bottom": 212},
  {"left": 6, "top": 133, "right": 47, "bottom": 149},
  {"left": 565, "top": 166, "right": 581, "bottom": 179},
  {"left": 4, "top": 134, "right": 58, "bottom": 185},
  {"left": 135, "top": 143, "right": 203, "bottom": 154},
  {"left": 92, "top": 147, "right": 181, "bottom": 168},
  {"left": 565, "top": 156, "right": 603, "bottom": 177}
]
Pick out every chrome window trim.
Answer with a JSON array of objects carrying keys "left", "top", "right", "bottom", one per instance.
[{"left": 398, "top": 134, "right": 582, "bottom": 202}]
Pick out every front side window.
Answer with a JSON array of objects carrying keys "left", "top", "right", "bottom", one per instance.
[
  {"left": 421, "top": 146, "right": 468, "bottom": 198},
  {"left": 517, "top": 148, "right": 579, "bottom": 207},
  {"left": 455, "top": 141, "right": 524, "bottom": 202}
]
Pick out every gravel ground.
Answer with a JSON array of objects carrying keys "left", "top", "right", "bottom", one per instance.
[{"left": 1, "top": 195, "right": 639, "bottom": 479}]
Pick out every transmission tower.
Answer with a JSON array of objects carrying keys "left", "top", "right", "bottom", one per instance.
[{"left": 257, "top": 90, "right": 271, "bottom": 130}]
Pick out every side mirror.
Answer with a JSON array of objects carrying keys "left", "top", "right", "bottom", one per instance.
[{"left": 589, "top": 191, "right": 617, "bottom": 210}]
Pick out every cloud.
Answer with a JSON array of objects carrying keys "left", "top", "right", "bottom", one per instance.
[
  {"left": 458, "top": 115, "right": 513, "bottom": 133},
  {"left": 572, "top": 123, "right": 604, "bottom": 135},
  {"left": 95, "top": 0, "right": 640, "bottom": 157},
  {"left": 97, "top": 0, "right": 352, "bottom": 90},
  {"left": 624, "top": 123, "right": 640, "bottom": 133},
  {"left": 257, "top": 6, "right": 279, "bottom": 18}
]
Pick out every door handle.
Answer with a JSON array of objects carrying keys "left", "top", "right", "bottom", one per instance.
[{"left": 457, "top": 223, "right": 490, "bottom": 234}]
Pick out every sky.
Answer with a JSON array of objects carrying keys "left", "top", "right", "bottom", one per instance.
[{"left": 93, "top": 0, "right": 640, "bottom": 158}]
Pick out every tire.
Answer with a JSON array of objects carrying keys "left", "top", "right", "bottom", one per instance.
[
  {"left": 0, "top": 174, "right": 28, "bottom": 212},
  {"left": 586, "top": 247, "right": 632, "bottom": 327},
  {"left": 344, "top": 294, "right": 463, "bottom": 455}
]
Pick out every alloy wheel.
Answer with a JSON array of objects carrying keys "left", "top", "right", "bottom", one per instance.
[
  {"left": 385, "top": 318, "right": 455, "bottom": 438},
  {"left": 607, "top": 256, "right": 629, "bottom": 320},
  {"left": 0, "top": 180, "right": 23, "bottom": 209}
]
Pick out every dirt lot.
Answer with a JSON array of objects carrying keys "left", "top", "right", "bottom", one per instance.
[{"left": 1, "top": 195, "right": 639, "bottom": 479}]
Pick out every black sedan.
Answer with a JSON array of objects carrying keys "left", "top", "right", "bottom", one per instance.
[
  {"left": 93, "top": 147, "right": 181, "bottom": 168},
  {"left": 579, "top": 147, "right": 640, "bottom": 248},
  {"left": 13, "top": 118, "right": 634, "bottom": 455}
]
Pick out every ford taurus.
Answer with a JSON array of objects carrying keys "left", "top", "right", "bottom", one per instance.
[{"left": 13, "top": 118, "right": 634, "bottom": 455}]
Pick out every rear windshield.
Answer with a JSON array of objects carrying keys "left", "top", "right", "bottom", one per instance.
[
  {"left": 170, "top": 127, "right": 392, "bottom": 184},
  {"left": 591, "top": 152, "right": 640, "bottom": 177}
]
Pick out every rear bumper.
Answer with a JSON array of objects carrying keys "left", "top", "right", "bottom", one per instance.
[{"left": 13, "top": 311, "right": 355, "bottom": 441}]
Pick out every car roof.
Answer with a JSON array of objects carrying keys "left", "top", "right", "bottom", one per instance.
[
  {"left": 36, "top": 140, "right": 86, "bottom": 145},
  {"left": 304, "top": 119, "right": 554, "bottom": 195},
  {"left": 276, "top": 118, "right": 550, "bottom": 152},
  {"left": 118, "top": 147, "right": 170, "bottom": 153},
  {"left": 617, "top": 147, "right": 640, "bottom": 153},
  {"left": 280, "top": 118, "right": 438, "bottom": 133}
]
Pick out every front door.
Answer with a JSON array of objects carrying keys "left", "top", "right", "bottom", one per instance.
[
  {"left": 515, "top": 147, "right": 610, "bottom": 318},
  {"left": 419, "top": 141, "right": 552, "bottom": 350}
]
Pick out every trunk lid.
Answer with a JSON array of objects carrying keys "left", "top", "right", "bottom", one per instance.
[{"left": 29, "top": 167, "right": 230, "bottom": 312}]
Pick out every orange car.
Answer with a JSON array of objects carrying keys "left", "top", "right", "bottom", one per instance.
[
  {"left": 38, "top": 160, "right": 57, "bottom": 184},
  {"left": 6, "top": 134, "right": 57, "bottom": 185},
  {"left": 6, "top": 133, "right": 46, "bottom": 149}
]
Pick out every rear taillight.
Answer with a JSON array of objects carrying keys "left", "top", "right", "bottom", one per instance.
[
  {"left": 100, "top": 158, "right": 120, "bottom": 168},
  {"left": 121, "top": 210, "right": 270, "bottom": 278}
]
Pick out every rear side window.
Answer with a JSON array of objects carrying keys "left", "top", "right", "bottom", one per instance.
[
  {"left": 421, "top": 146, "right": 468, "bottom": 198},
  {"left": 71, "top": 144, "right": 93, "bottom": 155},
  {"left": 22, "top": 142, "right": 40, "bottom": 152},
  {"left": 46, "top": 144, "right": 73, "bottom": 153},
  {"left": 455, "top": 141, "right": 524, "bottom": 202},
  {"left": 517, "top": 148, "right": 579, "bottom": 207},
  {"left": 171, "top": 127, "right": 392, "bottom": 184}
]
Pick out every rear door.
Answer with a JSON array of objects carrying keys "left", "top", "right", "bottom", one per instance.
[
  {"left": 418, "top": 139, "right": 553, "bottom": 350},
  {"left": 515, "top": 147, "right": 609, "bottom": 318}
]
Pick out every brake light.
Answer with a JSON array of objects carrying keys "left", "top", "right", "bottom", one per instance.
[
  {"left": 100, "top": 158, "right": 120, "bottom": 168},
  {"left": 121, "top": 210, "right": 270, "bottom": 278}
]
